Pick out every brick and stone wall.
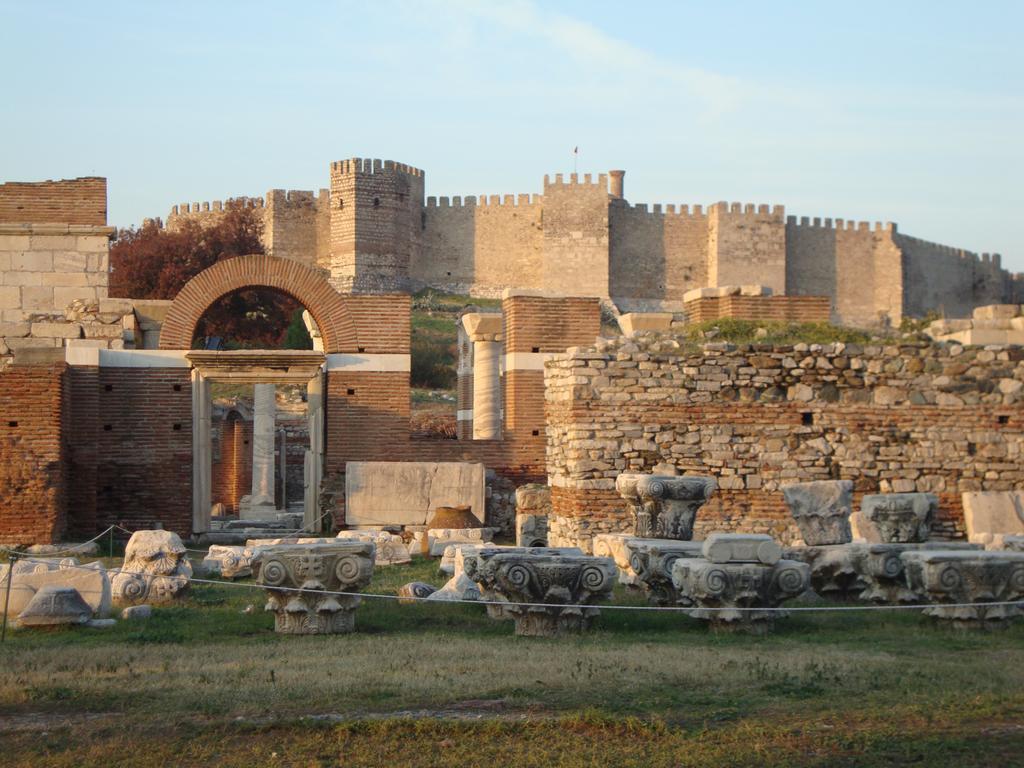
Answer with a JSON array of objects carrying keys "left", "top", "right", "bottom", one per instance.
[
  {"left": 0, "top": 362, "right": 69, "bottom": 544},
  {"left": 545, "top": 333, "right": 1024, "bottom": 551},
  {"left": 684, "top": 293, "right": 831, "bottom": 324}
]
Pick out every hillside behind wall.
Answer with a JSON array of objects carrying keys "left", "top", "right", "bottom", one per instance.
[{"left": 545, "top": 335, "right": 1024, "bottom": 552}]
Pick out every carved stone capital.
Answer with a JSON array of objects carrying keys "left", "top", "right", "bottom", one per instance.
[
  {"left": 861, "top": 493, "right": 937, "bottom": 543},
  {"left": 615, "top": 473, "right": 716, "bottom": 540},
  {"left": 256, "top": 541, "right": 375, "bottom": 634},
  {"left": 782, "top": 480, "right": 854, "bottom": 545}
]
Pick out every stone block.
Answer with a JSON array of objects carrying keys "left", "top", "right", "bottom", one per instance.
[
  {"left": 782, "top": 480, "right": 853, "bottom": 545},
  {"left": 17, "top": 586, "right": 93, "bottom": 628},
  {"left": 30, "top": 321, "right": 82, "bottom": 339},
  {"left": 53, "top": 286, "right": 96, "bottom": 309},
  {"left": 52, "top": 251, "right": 91, "bottom": 271},
  {"left": 0, "top": 559, "right": 111, "bottom": 618},
  {"left": 11, "top": 251, "right": 53, "bottom": 271},
  {"left": 20, "top": 285, "right": 53, "bottom": 310},
  {"left": 121, "top": 604, "right": 152, "bottom": 620},
  {"left": 702, "top": 533, "right": 782, "bottom": 565},
  {"left": 739, "top": 284, "right": 771, "bottom": 296},
  {"left": 345, "top": 461, "right": 486, "bottom": 527},
  {"left": 617, "top": 312, "right": 673, "bottom": 336},
  {"left": 6, "top": 336, "right": 60, "bottom": 349},
  {"left": 962, "top": 491, "right": 1024, "bottom": 547},
  {"left": 972, "top": 304, "right": 1019, "bottom": 321},
  {"left": 0, "top": 321, "right": 30, "bottom": 337},
  {"left": 0, "top": 286, "right": 20, "bottom": 309}
]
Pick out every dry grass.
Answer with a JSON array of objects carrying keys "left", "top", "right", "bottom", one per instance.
[{"left": 1, "top": 558, "right": 1022, "bottom": 765}]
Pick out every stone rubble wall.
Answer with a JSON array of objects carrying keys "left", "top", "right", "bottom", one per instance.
[{"left": 545, "top": 334, "right": 1024, "bottom": 551}]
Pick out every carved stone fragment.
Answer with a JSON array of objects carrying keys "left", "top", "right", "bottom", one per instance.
[
  {"left": 257, "top": 541, "right": 375, "bottom": 634},
  {"left": 615, "top": 473, "right": 716, "bottom": 540},
  {"left": 201, "top": 545, "right": 256, "bottom": 579},
  {"left": 703, "top": 533, "right": 782, "bottom": 565},
  {"left": 901, "top": 549, "right": 1024, "bottom": 629},
  {"left": 111, "top": 530, "right": 192, "bottom": 605},
  {"left": 17, "top": 586, "right": 93, "bottom": 628},
  {"left": 621, "top": 538, "right": 703, "bottom": 605},
  {"left": 782, "top": 544, "right": 864, "bottom": 602},
  {"left": 782, "top": 480, "right": 853, "bottom": 545},
  {"left": 463, "top": 548, "right": 616, "bottom": 636},
  {"left": 860, "top": 494, "right": 938, "bottom": 543}
]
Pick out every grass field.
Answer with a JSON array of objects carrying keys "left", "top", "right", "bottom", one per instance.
[{"left": 1, "top": 556, "right": 1022, "bottom": 767}]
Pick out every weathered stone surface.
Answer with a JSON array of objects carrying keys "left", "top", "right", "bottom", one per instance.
[
  {"left": 616, "top": 472, "right": 716, "bottom": 540},
  {"left": 0, "top": 559, "right": 110, "bottom": 618},
  {"left": 201, "top": 545, "right": 256, "bottom": 579},
  {"left": 463, "top": 548, "right": 616, "bottom": 636},
  {"left": 621, "top": 538, "right": 704, "bottom": 605},
  {"left": 901, "top": 549, "right": 1024, "bottom": 629},
  {"left": 861, "top": 494, "right": 937, "bottom": 543},
  {"left": 962, "top": 491, "right": 1024, "bottom": 548},
  {"left": 257, "top": 541, "right": 375, "bottom": 634},
  {"left": 592, "top": 533, "right": 642, "bottom": 586},
  {"left": 397, "top": 582, "right": 437, "bottom": 603},
  {"left": 345, "top": 461, "right": 486, "bottom": 527},
  {"left": 782, "top": 544, "right": 864, "bottom": 602},
  {"left": 617, "top": 312, "right": 673, "bottom": 336},
  {"left": 111, "top": 530, "right": 192, "bottom": 605},
  {"left": 422, "top": 527, "right": 498, "bottom": 557},
  {"left": 782, "top": 480, "right": 853, "bottom": 545},
  {"left": 515, "top": 484, "right": 551, "bottom": 546},
  {"left": 855, "top": 541, "right": 982, "bottom": 604},
  {"left": 703, "top": 533, "right": 782, "bottom": 565},
  {"left": 425, "top": 573, "right": 482, "bottom": 602},
  {"left": 672, "top": 556, "right": 810, "bottom": 633},
  {"left": 17, "top": 586, "right": 93, "bottom": 628},
  {"left": 336, "top": 530, "right": 411, "bottom": 565},
  {"left": 121, "top": 604, "right": 152, "bottom": 620}
]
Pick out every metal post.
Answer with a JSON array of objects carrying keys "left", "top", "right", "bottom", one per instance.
[{"left": 2, "top": 553, "right": 17, "bottom": 643}]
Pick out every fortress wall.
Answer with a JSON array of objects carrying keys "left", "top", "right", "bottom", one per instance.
[
  {"left": 264, "top": 189, "right": 330, "bottom": 267},
  {"left": 541, "top": 174, "right": 610, "bottom": 297},
  {"left": 0, "top": 178, "right": 106, "bottom": 226},
  {"left": 166, "top": 196, "right": 266, "bottom": 232},
  {"left": 707, "top": 203, "right": 787, "bottom": 295},
  {"left": 418, "top": 194, "right": 544, "bottom": 296},
  {"left": 786, "top": 218, "right": 902, "bottom": 327},
  {"left": 897, "top": 233, "right": 1009, "bottom": 318},
  {"left": 609, "top": 202, "right": 708, "bottom": 301}
]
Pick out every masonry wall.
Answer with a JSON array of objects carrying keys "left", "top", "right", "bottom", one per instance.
[
  {"left": 541, "top": 175, "right": 610, "bottom": 297},
  {"left": 609, "top": 203, "right": 708, "bottom": 303},
  {"left": 0, "top": 362, "right": 69, "bottom": 544},
  {"left": 707, "top": 203, "right": 787, "bottom": 296},
  {"left": 545, "top": 335, "right": 1024, "bottom": 552},
  {"left": 418, "top": 195, "right": 543, "bottom": 296},
  {"left": 0, "top": 178, "right": 106, "bottom": 226}
]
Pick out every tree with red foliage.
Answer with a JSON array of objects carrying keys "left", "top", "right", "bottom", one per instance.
[{"left": 110, "top": 203, "right": 306, "bottom": 349}]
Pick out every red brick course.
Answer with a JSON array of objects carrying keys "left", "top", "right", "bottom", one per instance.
[{"left": 0, "top": 177, "right": 107, "bottom": 225}]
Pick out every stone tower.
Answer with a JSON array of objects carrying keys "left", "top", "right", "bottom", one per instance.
[{"left": 328, "top": 158, "right": 425, "bottom": 293}]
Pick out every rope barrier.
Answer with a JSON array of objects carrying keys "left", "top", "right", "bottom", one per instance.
[
  {"left": 0, "top": 526, "right": 120, "bottom": 558},
  {"left": 6, "top": 554, "right": 1024, "bottom": 615}
]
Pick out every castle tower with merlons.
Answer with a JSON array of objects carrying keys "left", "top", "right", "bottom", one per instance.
[{"left": 164, "top": 158, "right": 1021, "bottom": 327}]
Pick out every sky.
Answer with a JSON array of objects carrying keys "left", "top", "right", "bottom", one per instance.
[{"left": 1, "top": 1, "right": 1022, "bottom": 268}]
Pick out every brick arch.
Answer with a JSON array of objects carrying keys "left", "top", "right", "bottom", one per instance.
[{"left": 158, "top": 255, "right": 356, "bottom": 352}]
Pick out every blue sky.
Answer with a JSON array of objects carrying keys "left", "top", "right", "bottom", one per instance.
[{"left": 2, "top": 1, "right": 1021, "bottom": 268}]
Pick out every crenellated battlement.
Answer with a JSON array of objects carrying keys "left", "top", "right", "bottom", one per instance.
[
  {"left": 618, "top": 201, "right": 708, "bottom": 217},
  {"left": 709, "top": 201, "right": 785, "bottom": 218},
  {"left": 895, "top": 231, "right": 1003, "bottom": 268},
  {"left": 543, "top": 172, "right": 609, "bottom": 190},
  {"left": 424, "top": 193, "right": 542, "bottom": 209},
  {"left": 170, "top": 196, "right": 264, "bottom": 217},
  {"left": 329, "top": 157, "right": 425, "bottom": 178},
  {"left": 786, "top": 215, "right": 896, "bottom": 233}
]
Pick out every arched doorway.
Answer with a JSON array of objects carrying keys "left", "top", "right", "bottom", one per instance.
[{"left": 160, "top": 255, "right": 350, "bottom": 534}]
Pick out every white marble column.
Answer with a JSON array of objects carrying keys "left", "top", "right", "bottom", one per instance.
[
  {"left": 461, "top": 313, "right": 503, "bottom": 440},
  {"left": 191, "top": 370, "right": 211, "bottom": 532},
  {"left": 249, "top": 383, "right": 277, "bottom": 512},
  {"left": 303, "top": 371, "right": 324, "bottom": 531}
]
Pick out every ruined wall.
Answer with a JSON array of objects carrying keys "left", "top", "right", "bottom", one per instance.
[
  {"left": 541, "top": 174, "right": 610, "bottom": 297},
  {"left": 609, "top": 203, "right": 708, "bottom": 302},
  {"left": 0, "top": 362, "right": 69, "bottom": 544},
  {"left": 211, "top": 416, "right": 252, "bottom": 515},
  {"left": 0, "top": 178, "right": 113, "bottom": 336},
  {"left": 546, "top": 335, "right": 1024, "bottom": 551},
  {"left": 707, "top": 203, "right": 787, "bottom": 296},
  {"left": 418, "top": 194, "right": 543, "bottom": 296}
]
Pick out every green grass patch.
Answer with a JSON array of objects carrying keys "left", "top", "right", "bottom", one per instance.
[{"left": 681, "top": 318, "right": 875, "bottom": 347}]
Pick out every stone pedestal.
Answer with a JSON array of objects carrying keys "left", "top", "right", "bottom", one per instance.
[
  {"left": 672, "top": 534, "right": 809, "bottom": 634},
  {"left": 257, "top": 541, "right": 375, "bottom": 634},
  {"left": 856, "top": 541, "right": 983, "bottom": 604},
  {"left": 515, "top": 484, "right": 551, "bottom": 547},
  {"left": 615, "top": 472, "right": 716, "bottom": 540},
  {"left": 901, "top": 550, "right": 1024, "bottom": 629},
  {"left": 463, "top": 548, "right": 616, "bottom": 637},
  {"left": 782, "top": 480, "right": 853, "bottom": 545}
]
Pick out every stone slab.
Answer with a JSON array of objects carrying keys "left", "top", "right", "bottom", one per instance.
[
  {"left": 345, "top": 461, "right": 486, "bottom": 527},
  {"left": 0, "top": 560, "right": 111, "bottom": 618},
  {"left": 962, "top": 491, "right": 1024, "bottom": 547},
  {"left": 702, "top": 533, "right": 782, "bottom": 565}
]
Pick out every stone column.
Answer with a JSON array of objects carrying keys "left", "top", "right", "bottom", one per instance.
[
  {"left": 246, "top": 383, "right": 277, "bottom": 516},
  {"left": 191, "top": 370, "right": 212, "bottom": 533},
  {"left": 278, "top": 427, "right": 287, "bottom": 509},
  {"left": 303, "top": 371, "right": 324, "bottom": 531},
  {"left": 461, "top": 313, "right": 503, "bottom": 440}
]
